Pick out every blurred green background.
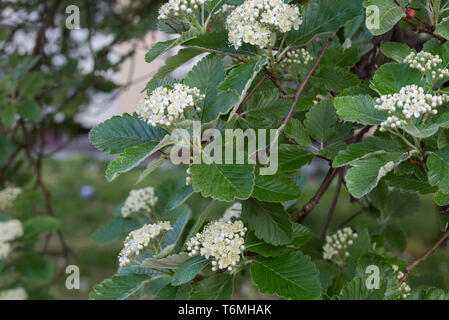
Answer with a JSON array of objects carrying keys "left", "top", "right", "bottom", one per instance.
[{"left": 36, "top": 155, "right": 449, "bottom": 299}]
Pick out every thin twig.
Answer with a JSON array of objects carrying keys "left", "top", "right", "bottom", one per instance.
[
  {"left": 236, "top": 73, "right": 269, "bottom": 114},
  {"left": 336, "top": 210, "right": 363, "bottom": 229},
  {"left": 291, "top": 167, "right": 338, "bottom": 222},
  {"left": 269, "top": 32, "right": 337, "bottom": 153},
  {"left": 319, "top": 168, "right": 344, "bottom": 240},
  {"left": 399, "top": 227, "right": 449, "bottom": 286}
]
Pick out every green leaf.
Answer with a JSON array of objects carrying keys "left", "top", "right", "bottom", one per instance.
[
  {"left": 434, "top": 191, "right": 449, "bottom": 206},
  {"left": 252, "top": 172, "right": 301, "bottom": 202},
  {"left": 250, "top": 251, "right": 321, "bottom": 300},
  {"left": 383, "top": 224, "right": 407, "bottom": 253},
  {"left": 333, "top": 137, "right": 403, "bottom": 167},
  {"left": 303, "top": 99, "right": 337, "bottom": 143},
  {"left": 91, "top": 217, "right": 141, "bottom": 246},
  {"left": 171, "top": 255, "right": 209, "bottom": 286},
  {"left": 89, "top": 273, "right": 150, "bottom": 300},
  {"left": 242, "top": 199, "right": 293, "bottom": 246},
  {"left": 380, "top": 42, "right": 413, "bottom": 62},
  {"left": 345, "top": 152, "right": 409, "bottom": 198},
  {"left": 184, "top": 31, "right": 258, "bottom": 56},
  {"left": 145, "top": 29, "right": 199, "bottom": 63},
  {"left": 218, "top": 56, "right": 268, "bottom": 119},
  {"left": 190, "top": 274, "right": 233, "bottom": 300},
  {"left": 384, "top": 172, "right": 438, "bottom": 194},
  {"left": 310, "top": 66, "right": 360, "bottom": 92},
  {"left": 201, "top": 90, "right": 240, "bottom": 124},
  {"left": 105, "top": 135, "right": 174, "bottom": 181},
  {"left": 88, "top": 113, "right": 167, "bottom": 154},
  {"left": 407, "top": 287, "right": 449, "bottom": 300},
  {"left": 14, "top": 253, "right": 53, "bottom": 282},
  {"left": 291, "top": 224, "right": 314, "bottom": 248},
  {"left": 363, "top": 0, "right": 404, "bottom": 36},
  {"left": 346, "top": 229, "right": 370, "bottom": 276},
  {"left": 245, "top": 232, "right": 288, "bottom": 257},
  {"left": 335, "top": 95, "right": 387, "bottom": 125},
  {"left": 287, "top": 0, "right": 363, "bottom": 46},
  {"left": 190, "top": 163, "right": 255, "bottom": 201},
  {"left": 403, "top": 112, "right": 449, "bottom": 138},
  {"left": 285, "top": 118, "right": 312, "bottom": 147},
  {"left": 427, "top": 147, "right": 449, "bottom": 193},
  {"left": 435, "top": 17, "right": 449, "bottom": 41},
  {"left": 318, "top": 263, "right": 340, "bottom": 293},
  {"left": 147, "top": 48, "right": 204, "bottom": 89},
  {"left": 154, "top": 283, "right": 191, "bottom": 300},
  {"left": 355, "top": 253, "right": 401, "bottom": 300},
  {"left": 141, "top": 253, "right": 189, "bottom": 270},
  {"left": 335, "top": 277, "right": 385, "bottom": 300},
  {"left": 184, "top": 54, "right": 225, "bottom": 114},
  {"left": 244, "top": 89, "right": 291, "bottom": 120},
  {"left": 23, "top": 216, "right": 61, "bottom": 242},
  {"left": 1, "top": 105, "right": 16, "bottom": 127},
  {"left": 278, "top": 144, "right": 315, "bottom": 171},
  {"left": 16, "top": 99, "right": 42, "bottom": 122},
  {"left": 370, "top": 63, "right": 424, "bottom": 95},
  {"left": 19, "top": 71, "right": 44, "bottom": 98},
  {"left": 321, "top": 47, "right": 360, "bottom": 69}
]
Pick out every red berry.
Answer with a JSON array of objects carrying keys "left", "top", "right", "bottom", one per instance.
[{"left": 406, "top": 8, "right": 416, "bottom": 19}]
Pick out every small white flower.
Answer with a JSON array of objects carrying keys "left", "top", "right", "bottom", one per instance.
[
  {"left": 226, "top": 0, "right": 302, "bottom": 49},
  {"left": 121, "top": 187, "right": 158, "bottom": 218},
  {"left": 0, "top": 220, "right": 23, "bottom": 243},
  {"left": 158, "top": 0, "right": 210, "bottom": 20},
  {"left": 118, "top": 221, "right": 172, "bottom": 267},
  {"left": 187, "top": 219, "right": 247, "bottom": 271},
  {"left": 374, "top": 85, "right": 449, "bottom": 132},
  {"left": 404, "top": 51, "right": 449, "bottom": 79},
  {"left": 322, "top": 228, "right": 357, "bottom": 265},
  {"left": 136, "top": 84, "right": 204, "bottom": 128},
  {"left": 0, "top": 187, "right": 22, "bottom": 211},
  {"left": 280, "top": 48, "right": 313, "bottom": 69}
]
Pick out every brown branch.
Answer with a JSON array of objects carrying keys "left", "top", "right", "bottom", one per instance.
[
  {"left": 291, "top": 167, "right": 338, "bottom": 223},
  {"left": 20, "top": 122, "right": 76, "bottom": 265},
  {"left": 399, "top": 227, "right": 449, "bottom": 286},
  {"left": 319, "top": 168, "right": 344, "bottom": 240},
  {"left": 401, "top": 17, "right": 445, "bottom": 42},
  {"left": 269, "top": 32, "right": 337, "bottom": 152},
  {"left": 236, "top": 73, "right": 269, "bottom": 114}
]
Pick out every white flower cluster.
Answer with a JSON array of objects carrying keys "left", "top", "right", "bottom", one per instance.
[
  {"left": 0, "top": 187, "right": 22, "bottom": 211},
  {"left": 323, "top": 228, "right": 357, "bottom": 265},
  {"left": 136, "top": 84, "right": 204, "bottom": 127},
  {"left": 379, "top": 115, "right": 407, "bottom": 132},
  {"left": 0, "top": 220, "right": 23, "bottom": 260},
  {"left": 118, "top": 221, "right": 172, "bottom": 267},
  {"left": 391, "top": 265, "right": 412, "bottom": 299},
  {"left": 403, "top": 51, "right": 449, "bottom": 79},
  {"left": 121, "top": 187, "right": 158, "bottom": 218},
  {"left": 280, "top": 48, "right": 313, "bottom": 69},
  {"left": 158, "top": 0, "right": 209, "bottom": 20},
  {"left": 221, "top": 202, "right": 242, "bottom": 222},
  {"left": 226, "top": 0, "right": 302, "bottom": 49},
  {"left": 187, "top": 220, "right": 247, "bottom": 271},
  {"left": 374, "top": 85, "right": 449, "bottom": 131},
  {"left": 0, "top": 287, "right": 27, "bottom": 300}
]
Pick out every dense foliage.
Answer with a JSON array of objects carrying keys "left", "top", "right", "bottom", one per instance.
[{"left": 0, "top": 0, "right": 162, "bottom": 299}]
